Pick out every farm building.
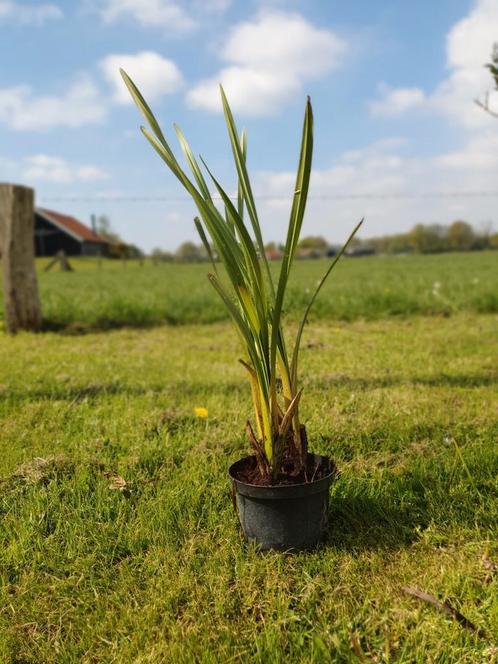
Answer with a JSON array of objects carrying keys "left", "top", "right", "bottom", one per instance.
[{"left": 34, "top": 208, "right": 109, "bottom": 257}]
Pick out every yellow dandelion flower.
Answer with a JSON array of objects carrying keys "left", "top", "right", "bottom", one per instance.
[{"left": 194, "top": 407, "right": 208, "bottom": 419}]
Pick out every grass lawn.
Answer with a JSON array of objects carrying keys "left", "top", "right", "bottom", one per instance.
[
  {"left": 0, "top": 251, "right": 495, "bottom": 330},
  {"left": 0, "top": 312, "right": 497, "bottom": 662}
]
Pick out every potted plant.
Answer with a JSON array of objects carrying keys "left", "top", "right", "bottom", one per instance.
[{"left": 121, "top": 70, "right": 362, "bottom": 550}]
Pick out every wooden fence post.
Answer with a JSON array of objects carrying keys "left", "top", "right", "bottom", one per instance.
[{"left": 0, "top": 183, "right": 42, "bottom": 332}]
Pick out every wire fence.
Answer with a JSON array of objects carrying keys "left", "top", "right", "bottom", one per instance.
[{"left": 38, "top": 190, "right": 498, "bottom": 203}]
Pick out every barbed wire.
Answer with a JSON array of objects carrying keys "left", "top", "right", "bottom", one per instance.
[{"left": 39, "top": 191, "right": 498, "bottom": 203}]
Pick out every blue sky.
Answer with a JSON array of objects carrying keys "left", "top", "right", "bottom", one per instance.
[{"left": 1, "top": 0, "right": 497, "bottom": 251}]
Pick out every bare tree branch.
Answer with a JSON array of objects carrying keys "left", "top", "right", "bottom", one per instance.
[
  {"left": 474, "top": 94, "right": 498, "bottom": 119},
  {"left": 476, "top": 44, "right": 498, "bottom": 118}
]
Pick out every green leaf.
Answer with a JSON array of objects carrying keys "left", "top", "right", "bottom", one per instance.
[
  {"left": 219, "top": 86, "right": 274, "bottom": 295},
  {"left": 194, "top": 217, "right": 217, "bottom": 274},
  {"left": 200, "top": 156, "right": 264, "bottom": 297},
  {"left": 270, "top": 97, "right": 313, "bottom": 392},
  {"left": 237, "top": 129, "right": 247, "bottom": 220},
  {"left": 174, "top": 124, "right": 213, "bottom": 202},
  {"left": 140, "top": 125, "right": 247, "bottom": 290},
  {"left": 290, "top": 218, "right": 364, "bottom": 390},
  {"left": 120, "top": 69, "right": 174, "bottom": 158}
]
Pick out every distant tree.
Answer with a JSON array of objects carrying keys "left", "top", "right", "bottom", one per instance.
[
  {"left": 95, "top": 215, "right": 122, "bottom": 244},
  {"left": 488, "top": 232, "right": 498, "bottom": 250},
  {"left": 126, "top": 244, "right": 145, "bottom": 258},
  {"left": 151, "top": 247, "right": 174, "bottom": 262},
  {"left": 447, "top": 220, "right": 475, "bottom": 251},
  {"left": 95, "top": 215, "right": 126, "bottom": 258},
  {"left": 475, "top": 43, "right": 498, "bottom": 118},
  {"left": 197, "top": 240, "right": 215, "bottom": 262},
  {"left": 298, "top": 236, "right": 328, "bottom": 253},
  {"left": 385, "top": 233, "right": 413, "bottom": 254},
  {"left": 175, "top": 241, "right": 203, "bottom": 262},
  {"left": 348, "top": 236, "right": 363, "bottom": 250},
  {"left": 297, "top": 236, "right": 329, "bottom": 258},
  {"left": 94, "top": 217, "right": 144, "bottom": 259},
  {"left": 331, "top": 222, "right": 492, "bottom": 256},
  {"left": 409, "top": 224, "right": 448, "bottom": 253}
]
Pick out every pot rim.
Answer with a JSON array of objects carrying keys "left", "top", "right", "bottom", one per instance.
[{"left": 229, "top": 453, "right": 336, "bottom": 500}]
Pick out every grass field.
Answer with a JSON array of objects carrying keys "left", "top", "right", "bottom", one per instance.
[
  {"left": 0, "top": 251, "right": 496, "bottom": 330},
  {"left": 1, "top": 305, "right": 497, "bottom": 660}
]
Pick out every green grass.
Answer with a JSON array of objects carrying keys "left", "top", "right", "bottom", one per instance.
[
  {"left": 0, "top": 251, "right": 496, "bottom": 330},
  {"left": 1, "top": 313, "right": 497, "bottom": 662}
]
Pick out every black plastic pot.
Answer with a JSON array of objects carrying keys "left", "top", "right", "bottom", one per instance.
[{"left": 229, "top": 454, "right": 336, "bottom": 551}]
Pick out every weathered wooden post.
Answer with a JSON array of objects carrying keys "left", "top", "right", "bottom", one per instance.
[
  {"left": 0, "top": 183, "right": 42, "bottom": 332},
  {"left": 44, "top": 249, "right": 73, "bottom": 273}
]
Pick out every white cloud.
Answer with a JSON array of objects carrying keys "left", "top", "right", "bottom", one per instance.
[
  {"left": 369, "top": 85, "right": 426, "bottom": 117},
  {"left": 0, "top": 74, "right": 105, "bottom": 131},
  {"left": 96, "top": 0, "right": 196, "bottom": 33},
  {"left": 23, "top": 155, "right": 109, "bottom": 183},
  {"left": 431, "top": 0, "right": 498, "bottom": 127},
  {"left": 434, "top": 132, "right": 498, "bottom": 172},
  {"left": 187, "top": 11, "right": 347, "bottom": 115},
  {"left": 188, "top": 66, "right": 301, "bottom": 116},
  {"left": 92, "top": 0, "right": 231, "bottom": 31},
  {"left": 252, "top": 133, "right": 498, "bottom": 242},
  {"left": 0, "top": 52, "right": 183, "bottom": 131},
  {"left": 100, "top": 51, "right": 183, "bottom": 105},
  {"left": 0, "top": 0, "right": 62, "bottom": 25},
  {"left": 368, "top": 0, "right": 498, "bottom": 127}
]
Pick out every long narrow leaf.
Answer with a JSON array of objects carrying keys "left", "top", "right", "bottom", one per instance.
[
  {"left": 290, "top": 218, "right": 364, "bottom": 389},
  {"left": 278, "top": 389, "right": 303, "bottom": 438},
  {"left": 239, "top": 359, "right": 264, "bottom": 439},
  {"left": 200, "top": 156, "right": 265, "bottom": 305},
  {"left": 122, "top": 71, "right": 247, "bottom": 292},
  {"left": 174, "top": 124, "right": 213, "bottom": 202},
  {"left": 120, "top": 69, "right": 172, "bottom": 155},
  {"left": 194, "top": 217, "right": 217, "bottom": 274},
  {"left": 219, "top": 86, "right": 274, "bottom": 295},
  {"left": 270, "top": 97, "right": 313, "bottom": 391},
  {"left": 237, "top": 129, "right": 247, "bottom": 220},
  {"left": 208, "top": 273, "right": 273, "bottom": 460},
  {"left": 200, "top": 157, "right": 262, "bottom": 284},
  {"left": 140, "top": 126, "right": 247, "bottom": 289}
]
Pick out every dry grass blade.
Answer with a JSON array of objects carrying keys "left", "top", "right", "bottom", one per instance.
[
  {"left": 350, "top": 633, "right": 367, "bottom": 662},
  {"left": 13, "top": 455, "right": 73, "bottom": 484},
  {"left": 103, "top": 471, "right": 128, "bottom": 492},
  {"left": 278, "top": 389, "right": 302, "bottom": 438},
  {"left": 401, "top": 586, "right": 487, "bottom": 638},
  {"left": 482, "top": 557, "right": 498, "bottom": 573}
]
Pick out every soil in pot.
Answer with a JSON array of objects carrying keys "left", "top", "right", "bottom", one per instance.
[{"left": 232, "top": 453, "right": 333, "bottom": 487}]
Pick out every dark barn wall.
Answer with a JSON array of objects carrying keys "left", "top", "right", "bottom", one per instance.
[
  {"left": 82, "top": 241, "right": 107, "bottom": 256},
  {"left": 34, "top": 214, "right": 82, "bottom": 256}
]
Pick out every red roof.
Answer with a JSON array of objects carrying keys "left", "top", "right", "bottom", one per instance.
[{"left": 36, "top": 208, "right": 107, "bottom": 243}]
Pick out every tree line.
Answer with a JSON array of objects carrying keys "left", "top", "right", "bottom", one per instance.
[
  {"left": 149, "top": 220, "right": 497, "bottom": 263},
  {"left": 351, "top": 220, "right": 498, "bottom": 256}
]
